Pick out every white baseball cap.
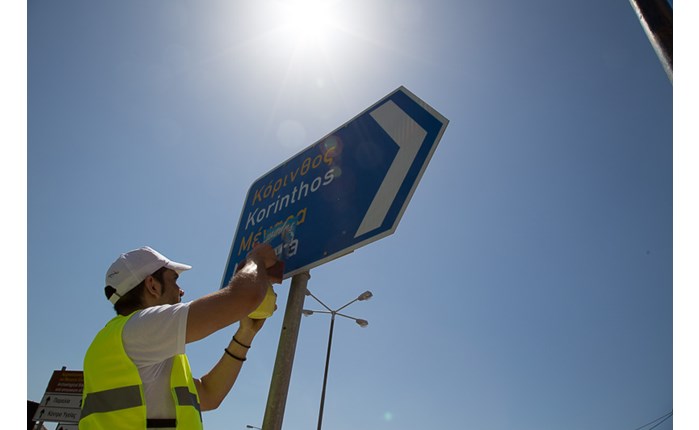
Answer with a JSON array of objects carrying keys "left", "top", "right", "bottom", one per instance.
[{"left": 105, "top": 246, "right": 192, "bottom": 304}]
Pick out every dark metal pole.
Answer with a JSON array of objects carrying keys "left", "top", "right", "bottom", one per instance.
[
  {"left": 629, "top": 0, "right": 673, "bottom": 82},
  {"left": 317, "top": 313, "right": 336, "bottom": 430}
]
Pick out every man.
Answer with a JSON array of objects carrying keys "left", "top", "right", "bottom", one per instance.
[{"left": 79, "top": 244, "right": 279, "bottom": 430}]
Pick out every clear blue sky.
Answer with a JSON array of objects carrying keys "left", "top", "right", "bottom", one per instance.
[{"left": 16, "top": 0, "right": 690, "bottom": 429}]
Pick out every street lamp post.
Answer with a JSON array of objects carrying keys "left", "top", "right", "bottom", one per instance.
[
  {"left": 303, "top": 289, "right": 372, "bottom": 430},
  {"left": 246, "top": 425, "right": 261, "bottom": 430}
]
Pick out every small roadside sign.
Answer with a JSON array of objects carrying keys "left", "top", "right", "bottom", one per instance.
[{"left": 33, "top": 370, "right": 84, "bottom": 424}]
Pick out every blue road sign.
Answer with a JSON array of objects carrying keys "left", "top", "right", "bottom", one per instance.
[{"left": 221, "top": 86, "right": 449, "bottom": 286}]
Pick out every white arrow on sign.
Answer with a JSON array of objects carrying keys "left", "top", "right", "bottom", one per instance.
[{"left": 355, "top": 100, "right": 427, "bottom": 238}]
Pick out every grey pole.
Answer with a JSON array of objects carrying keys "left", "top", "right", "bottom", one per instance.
[
  {"left": 262, "top": 271, "right": 311, "bottom": 430},
  {"left": 316, "top": 312, "right": 336, "bottom": 430}
]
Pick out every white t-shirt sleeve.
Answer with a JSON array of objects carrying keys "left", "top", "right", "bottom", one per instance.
[{"left": 122, "top": 302, "right": 190, "bottom": 367}]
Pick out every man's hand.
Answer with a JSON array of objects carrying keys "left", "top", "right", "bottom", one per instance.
[
  {"left": 245, "top": 243, "right": 284, "bottom": 284},
  {"left": 238, "top": 315, "right": 266, "bottom": 340},
  {"left": 246, "top": 243, "right": 279, "bottom": 269}
]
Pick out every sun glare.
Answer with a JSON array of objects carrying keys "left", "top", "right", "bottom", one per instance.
[
  {"left": 249, "top": 0, "right": 371, "bottom": 148},
  {"left": 277, "top": 0, "right": 341, "bottom": 48}
]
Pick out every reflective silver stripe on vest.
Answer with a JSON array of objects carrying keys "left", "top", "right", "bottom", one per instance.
[
  {"left": 81, "top": 385, "right": 143, "bottom": 419},
  {"left": 174, "top": 386, "right": 202, "bottom": 420}
]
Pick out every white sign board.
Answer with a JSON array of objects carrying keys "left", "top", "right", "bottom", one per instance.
[{"left": 33, "top": 370, "right": 84, "bottom": 424}]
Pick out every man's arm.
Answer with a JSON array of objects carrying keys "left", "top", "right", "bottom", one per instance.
[
  {"left": 193, "top": 317, "right": 264, "bottom": 411},
  {"left": 185, "top": 244, "right": 278, "bottom": 344}
]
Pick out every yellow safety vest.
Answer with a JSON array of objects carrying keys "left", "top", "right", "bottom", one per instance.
[{"left": 79, "top": 312, "right": 203, "bottom": 430}]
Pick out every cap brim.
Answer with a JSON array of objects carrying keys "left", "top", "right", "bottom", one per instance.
[{"left": 165, "top": 261, "right": 192, "bottom": 274}]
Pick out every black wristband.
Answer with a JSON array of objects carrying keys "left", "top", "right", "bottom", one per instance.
[
  {"left": 232, "top": 336, "right": 251, "bottom": 349},
  {"left": 224, "top": 348, "right": 247, "bottom": 362}
]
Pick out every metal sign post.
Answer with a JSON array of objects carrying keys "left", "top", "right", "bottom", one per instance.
[{"left": 261, "top": 272, "right": 311, "bottom": 430}]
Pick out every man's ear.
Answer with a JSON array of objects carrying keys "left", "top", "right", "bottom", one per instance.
[{"left": 143, "top": 275, "right": 162, "bottom": 299}]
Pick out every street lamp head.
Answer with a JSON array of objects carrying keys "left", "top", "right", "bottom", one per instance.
[
  {"left": 302, "top": 309, "right": 314, "bottom": 316},
  {"left": 355, "top": 318, "right": 369, "bottom": 328},
  {"left": 358, "top": 291, "right": 373, "bottom": 301}
]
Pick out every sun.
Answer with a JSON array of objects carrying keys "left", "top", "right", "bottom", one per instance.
[
  {"left": 286, "top": 0, "right": 335, "bottom": 38},
  {"left": 244, "top": 0, "right": 371, "bottom": 144},
  {"left": 275, "top": 0, "right": 343, "bottom": 50}
]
